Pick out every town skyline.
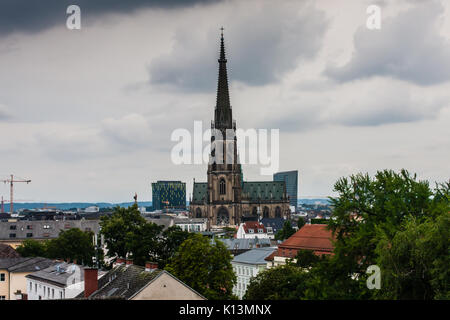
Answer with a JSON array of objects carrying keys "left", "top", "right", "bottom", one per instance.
[{"left": 1, "top": 0, "right": 450, "bottom": 203}]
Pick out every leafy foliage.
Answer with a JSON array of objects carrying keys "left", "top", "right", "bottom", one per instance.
[
  {"left": 165, "top": 233, "right": 237, "bottom": 300},
  {"left": 275, "top": 220, "right": 296, "bottom": 241}
]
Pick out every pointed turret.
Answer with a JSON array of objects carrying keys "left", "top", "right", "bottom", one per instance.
[{"left": 215, "top": 28, "right": 233, "bottom": 130}]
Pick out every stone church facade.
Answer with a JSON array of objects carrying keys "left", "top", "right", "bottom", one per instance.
[{"left": 189, "top": 32, "right": 290, "bottom": 227}]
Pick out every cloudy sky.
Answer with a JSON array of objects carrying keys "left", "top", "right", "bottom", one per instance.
[{"left": 0, "top": 0, "right": 449, "bottom": 203}]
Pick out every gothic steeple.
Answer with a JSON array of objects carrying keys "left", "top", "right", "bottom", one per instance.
[{"left": 214, "top": 28, "right": 233, "bottom": 130}]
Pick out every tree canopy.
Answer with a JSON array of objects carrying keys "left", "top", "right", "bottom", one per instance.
[{"left": 165, "top": 233, "right": 237, "bottom": 300}]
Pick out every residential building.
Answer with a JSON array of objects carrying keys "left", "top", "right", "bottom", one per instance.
[
  {"left": 0, "top": 257, "right": 54, "bottom": 300},
  {"left": 273, "top": 170, "right": 298, "bottom": 211},
  {"left": 231, "top": 247, "right": 277, "bottom": 299},
  {"left": 78, "top": 260, "right": 205, "bottom": 300},
  {"left": 189, "top": 33, "right": 290, "bottom": 227},
  {"left": 152, "top": 181, "right": 186, "bottom": 210},
  {"left": 218, "top": 238, "right": 272, "bottom": 256},
  {"left": 260, "top": 217, "right": 286, "bottom": 239},
  {"left": 265, "top": 224, "right": 334, "bottom": 268},
  {"left": 0, "top": 220, "right": 100, "bottom": 249},
  {"left": 26, "top": 262, "right": 105, "bottom": 300},
  {"left": 236, "top": 221, "right": 270, "bottom": 240},
  {"left": 174, "top": 218, "right": 208, "bottom": 232}
]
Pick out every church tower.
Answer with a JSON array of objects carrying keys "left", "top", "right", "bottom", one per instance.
[{"left": 206, "top": 29, "right": 243, "bottom": 225}]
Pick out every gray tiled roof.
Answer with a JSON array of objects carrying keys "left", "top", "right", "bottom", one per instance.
[
  {"left": 82, "top": 265, "right": 162, "bottom": 299},
  {"left": 260, "top": 218, "right": 285, "bottom": 233},
  {"left": 26, "top": 262, "right": 84, "bottom": 287},
  {"left": 232, "top": 247, "right": 277, "bottom": 265},
  {"left": 218, "top": 238, "right": 272, "bottom": 250},
  {"left": 0, "top": 257, "right": 54, "bottom": 272}
]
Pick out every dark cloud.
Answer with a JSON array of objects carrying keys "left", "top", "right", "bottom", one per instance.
[
  {"left": 325, "top": 0, "right": 450, "bottom": 86},
  {"left": 149, "top": 1, "right": 328, "bottom": 90},
  {"left": 0, "top": 0, "right": 219, "bottom": 36}
]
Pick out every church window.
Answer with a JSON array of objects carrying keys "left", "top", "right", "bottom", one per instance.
[{"left": 219, "top": 179, "right": 226, "bottom": 195}]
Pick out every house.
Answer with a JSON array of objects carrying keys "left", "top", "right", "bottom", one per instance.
[
  {"left": 260, "top": 218, "right": 285, "bottom": 239},
  {"left": 231, "top": 247, "right": 277, "bottom": 299},
  {"left": 0, "top": 257, "right": 54, "bottom": 300},
  {"left": 0, "top": 220, "right": 100, "bottom": 249},
  {"left": 236, "top": 221, "right": 270, "bottom": 240},
  {"left": 0, "top": 244, "right": 20, "bottom": 259},
  {"left": 26, "top": 261, "right": 105, "bottom": 300},
  {"left": 174, "top": 218, "right": 208, "bottom": 232},
  {"left": 266, "top": 224, "right": 334, "bottom": 268},
  {"left": 77, "top": 260, "right": 205, "bottom": 300}
]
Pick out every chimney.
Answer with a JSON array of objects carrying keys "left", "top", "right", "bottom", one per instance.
[
  {"left": 145, "top": 261, "right": 158, "bottom": 272},
  {"left": 84, "top": 268, "right": 98, "bottom": 298},
  {"left": 125, "top": 258, "right": 133, "bottom": 266}
]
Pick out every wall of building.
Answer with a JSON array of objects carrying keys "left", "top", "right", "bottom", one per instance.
[
  {"left": 0, "top": 269, "right": 9, "bottom": 300},
  {"left": 132, "top": 272, "right": 204, "bottom": 300}
]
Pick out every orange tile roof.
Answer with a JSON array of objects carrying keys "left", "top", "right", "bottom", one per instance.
[
  {"left": 278, "top": 224, "right": 334, "bottom": 253},
  {"left": 243, "top": 221, "right": 266, "bottom": 233}
]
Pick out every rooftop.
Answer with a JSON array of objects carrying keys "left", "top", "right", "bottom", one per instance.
[{"left": 232, "top": 247, "right": 277, "bottom": 265}]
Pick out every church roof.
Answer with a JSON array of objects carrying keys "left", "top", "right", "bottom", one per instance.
[
  {"left": 192, "top": 182, "right": 207, "bottom": 203},
  {"left": 242, "top": 181, "right": 286, "bottom": 201},
  {"left": 191, "top": 181, "right": 287, "bottom": 204}
]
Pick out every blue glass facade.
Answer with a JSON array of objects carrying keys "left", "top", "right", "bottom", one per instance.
[
  {"left": 151, "top": 180, "right": 186, "bottom": 210},
  {"left": 273, "top": 171, "right": 298, "bottom": 211}
]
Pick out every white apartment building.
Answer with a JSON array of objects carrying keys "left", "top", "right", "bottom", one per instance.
[{"left": 231, "top": 247, "right": 276, "bottom": 299}]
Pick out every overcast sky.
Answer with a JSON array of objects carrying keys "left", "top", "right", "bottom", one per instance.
[{"left": 0, "top": 0, "right": 449, "bottom": 203}]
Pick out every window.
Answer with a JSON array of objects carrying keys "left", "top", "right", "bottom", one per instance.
[
  {"left": 48, "top": 287, "right": 50, "bottom": 297},
  {"left": 219, "top": 179, "right": 226, "bottom": 195},
  {"left": 9, "top": 225, "right": 16, "bottom": 230},
  {"left": 258, "top": 228, "right": 263, "bottom": 233},
  {"left": 248, "top": 229, "right": 254, "bottom": 233},
  {"left": 52, "top": 289, "right": 55, "bottom": 299},
  {"left": 30, "top": 282, "right": 32, "bottom": 291},
  {"left": 26, "top": 233, "right": 33, "bottom": 238},
  {"left": 9, "top": 233, "right": 16, "bottom": 238},
  {"left": 60, "top": 292, "right": 63, "bottom": 299},
  {"left": 35, "top": 284, "right": 37, "bottom": 292},
  {"left": 27, "top": 225, "right": 33, "bottom": 230},
  {"left": 43, "top": 225, "right": 50, "bottom": 229},
  {"left": 0, "top": 273, "right": 5, "bottom": 281}
]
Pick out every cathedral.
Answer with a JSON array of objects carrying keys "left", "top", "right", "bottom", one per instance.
[{"left": 189, "top": 32, "right": 291, "bottom": 227}]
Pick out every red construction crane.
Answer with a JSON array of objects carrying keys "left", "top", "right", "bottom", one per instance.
[{"left": 1, "top": 174, "right": 31, "bottom": 214}]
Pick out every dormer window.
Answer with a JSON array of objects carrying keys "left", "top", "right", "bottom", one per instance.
[
  {"left": 248, "top": 229, "right": 254, "bottom": 233},
  {"left": 258, "top": 228, "right": 263, "bottom": 233}
]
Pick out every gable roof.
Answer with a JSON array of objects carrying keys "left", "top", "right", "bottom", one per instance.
[
  {"left": 78, "top": 265, "right": 205, "bottom": 300},
  {"left": 0, "top": 244, "right": 20, "bottom": 258},
  {"left": 242, "top": 221, "right": 266, "bottom": 233},
  {"left": 279, "top": 224, "right": 334, "bottom": 253},
  {"left": 218, "top": 238, "right": 271, "bottom": 250}
]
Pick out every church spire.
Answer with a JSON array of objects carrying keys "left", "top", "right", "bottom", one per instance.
[{"left": 215, "top": 27, "right": 232, "bottom": 129}]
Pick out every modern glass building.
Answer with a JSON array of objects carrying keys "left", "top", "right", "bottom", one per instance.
[
  {"left": 151, "top": 180, "right": 186, "bottom": 210},
  {"left": 273, "top": 171, "right": 298, "bottom": 211}
]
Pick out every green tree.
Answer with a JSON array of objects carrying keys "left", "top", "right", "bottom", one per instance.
[
  {"left": 244, "top": 264, "right": 309, "bottom": 300},
  {"left": 165, "top": 233, "right": 236, "bottom": 300},
  {"left": 16, "top": 239, "right": 47, "bottom": 257},
  {"left": 275, "top": 220, "right": 296, "bottom": 241},
  {"left": 46, "top": 228, "right": 96, "bottom": 266},
  {"left": 295, "top": 249, "right": 321, "bottom": 269},
  {"left": 126, "top": 221, "right": 163, "bottom": 266},
  {"left": 156, "top": 226, "right": 190, "bottom": 269},
  {"left": 375, "top": 209, "right": 450, "bottom": 299},
  {"left": 297, "top": 217, "right": 305, "bottom": 229},
  {"left": 320, "top": 170, "right": 449, "bottom": 299},
  {"left": 100, "top": 204, "right": 147, "bottom": 259}
]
